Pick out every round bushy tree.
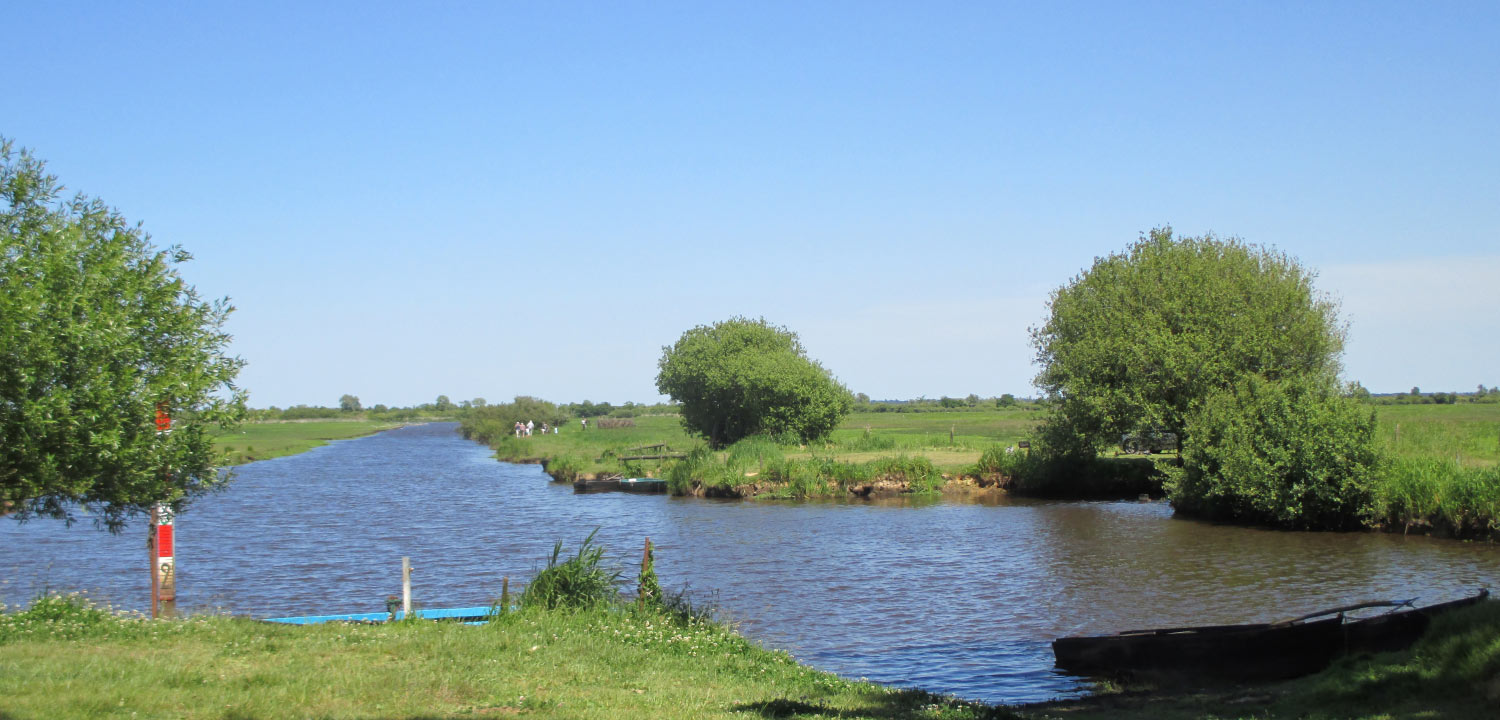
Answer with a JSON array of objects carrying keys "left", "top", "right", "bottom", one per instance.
[
  {"left": 656, "top": 317, "right": 852, "bottom": 447},
  {"left": 1030, "top": 227, "right": 1345, "bottom": 454},
  {"left": 1, "top": 139, "right": 246, "bottom": 531},
  {"left": 1163, "top": 373, "right": 1379, "bottom": 529}
]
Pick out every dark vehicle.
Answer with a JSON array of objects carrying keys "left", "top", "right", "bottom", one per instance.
[{"left": 1120, "top": 431, "right": 1178, "bottom": 454}]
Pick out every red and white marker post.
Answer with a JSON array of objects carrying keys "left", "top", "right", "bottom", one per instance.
[
  {"left": 149, "top": 503, "right": 176, "bottom": 618},
  {"left": 149, "top": 404, "right": 176, "bottom": 618}
]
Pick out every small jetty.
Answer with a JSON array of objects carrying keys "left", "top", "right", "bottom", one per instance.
[
  {"left": 263, "top": 606, "right": 493, "bottom": 625},
  {"left": 574, "top": 476, "right": 668, "bottom": 494}
]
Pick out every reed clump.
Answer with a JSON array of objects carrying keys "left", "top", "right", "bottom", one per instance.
[
  {"left": 1372, "top": 458, "right": 1500, "bottom": 537},
  {"left": 519, "top": 530, "right": 623, "bottom": 611}
]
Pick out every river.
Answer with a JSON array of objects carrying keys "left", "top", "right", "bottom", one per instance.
[{"left": 4, "top": 422, "right": 1498, "bottom": 704}]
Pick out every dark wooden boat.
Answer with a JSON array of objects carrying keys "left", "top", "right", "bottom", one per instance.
[
  {"left": 1053, "top": 614, "right": 1345, "bottom": 680},
  {"left": 1053, "top": 589, "right": 1491, "bottom": 680},
  {"left": 1343, "top": 588, "right": 1489, "bottom": 655},
  {"left": 573, "top": 477, "right": 621, "bottom": 493},
  {"left": 616, "top": 477, "right": 667, "bottom": 494},
  {"left": 573, "top": 476, "right": 666, "bottom": 494}
]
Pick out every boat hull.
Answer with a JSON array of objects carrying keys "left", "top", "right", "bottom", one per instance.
[
  {"left": 1053, "top": 616, "right": 1345, "bottom": 680},
  {"left": 1053, "top": 590, "right": 1491, "bottom": 681}
]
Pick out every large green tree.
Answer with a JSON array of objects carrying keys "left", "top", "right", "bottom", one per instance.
[
  {"left": 656, "top": 317, "right": 852, "bottom": 447},
  {"left": 1030, "top": 227, "right": 1345, "bottom": 454},
  {"left": 1, "top": 140, "right": 246, "bottom": 531}
]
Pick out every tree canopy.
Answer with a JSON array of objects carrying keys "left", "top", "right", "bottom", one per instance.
[
  {"left": 1, "top": 139, "right": 246, "bottom": 531},
  {"left": 656, "top": 317, "right": 852, "bottom": 447},
  {"left": 1030, "top": 227, "right": 1345, "bottom": 453}
]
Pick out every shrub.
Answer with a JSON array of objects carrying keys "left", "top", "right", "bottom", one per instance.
[
  {"left": 544, "top": 455, "right": 583, "bottom": 483},
  {"left": 972, "top": 445, "right": 1029, "bottom": 477},
  {"left": 844, "top": 427, "right": 895, "bottom": 452},
  {"left": 1163, "top": 374, "right": 1379, "bottom": 529},
  {"left": 520, "top": 531, "right": 623, "bottom": 611}
]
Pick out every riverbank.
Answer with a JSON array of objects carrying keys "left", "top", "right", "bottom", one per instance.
[
  {"left": 4, "top": 592, "right": 1497, "bottom": 719},
  {"left": 0, "top": 593, "right": 1013, "bottom": 719},
  {"left": 464, "top": 405, "right": 1500, "bottom": 538},
  {"left": 212, "top": 420, "right": 404, "bottom": 465}
]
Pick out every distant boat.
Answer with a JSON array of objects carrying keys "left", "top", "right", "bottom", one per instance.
[
  {"left": 1052, "top": 589, "right": 1490, "bottom": 680},
  {"left": 573, "top": 477, "right": 667, "bottom": 494}
]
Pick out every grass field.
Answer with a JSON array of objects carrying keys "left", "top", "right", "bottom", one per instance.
[
  {"left": 1375, "top": 403, "right": 1500, "bottom": 467},
  {"left": 470, "top": 408, "right": 1041, "bottom": 478},
  {"left": 212, "top": 420, "right": 401, "bottom": 465},
  {"left": 5, "top": 590, "right": 1498, "bottom": 719},
  {"left": 0, "top": 592, "right": 1010, "bottom": 720}
]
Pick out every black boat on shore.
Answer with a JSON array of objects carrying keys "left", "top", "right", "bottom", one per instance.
[{"left": 1052, "top": 589, "right": 1490, "bottom": 680}]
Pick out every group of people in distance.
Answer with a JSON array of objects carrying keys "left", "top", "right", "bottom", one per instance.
[{"left": 512, "top": 420, "right": 559, "bottom": 437}]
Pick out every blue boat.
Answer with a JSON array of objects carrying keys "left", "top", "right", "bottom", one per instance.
[{"left": 263, "top": 605, "right": 494, "bottom": 625}]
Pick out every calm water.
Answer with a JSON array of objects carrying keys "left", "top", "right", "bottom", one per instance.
[{"left": 5, "top": 423, "right": 1499, "bottom": 704}]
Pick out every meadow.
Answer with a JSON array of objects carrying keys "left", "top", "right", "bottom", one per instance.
[{"left": 212, "top": 420, "right": 401, "bottom": 465}]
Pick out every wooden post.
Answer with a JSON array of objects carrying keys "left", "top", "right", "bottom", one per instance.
[
  {"left": 949, "top": 425, "right": 954, "bottom": 445},
  {"left": 500, "top": 576, "right": 509, "bottom": 613},
  {"left": 1395, "top": 423, "right": 1400, "bottom": 445},
  {"left": 639, "top": 537, "right": 654, "bottom": 604},
  {"left": 401, "top": 557, "right": 412, "bottom": 617}
]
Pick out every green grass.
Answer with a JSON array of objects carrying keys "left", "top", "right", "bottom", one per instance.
[
  {"left": 8, "top": 591, "right": 1499, "bottom": 719},
  {"left": 213, "top": 420, "right": 402, "bottom": 465},
  {"left": 471, "top": 409, "right": 1038, "bottom": 487},
  {"left": 0, "top": 592, "right": 1014, "bottom": 720},
  {"left": 1376, "top": 403, "right": 1500, "bottom": 467}
]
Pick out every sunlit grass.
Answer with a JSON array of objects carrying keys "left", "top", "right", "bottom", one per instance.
[
  {"left": 212, "top": 420, "right": 401, "bottom": 465},
  {"left": 1, "top": 592, "right": 1017, "bottom": 720}
]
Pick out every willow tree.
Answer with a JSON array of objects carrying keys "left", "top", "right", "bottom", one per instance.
[
  {"left": 657, "top": 317, "right": 852, "bottom": 447},
  {"left": 1, "top": 139, "right": 246, "bottom": 531},
  {"left": 1030, "top": 227, "right": 1345, "bottom": 455}
]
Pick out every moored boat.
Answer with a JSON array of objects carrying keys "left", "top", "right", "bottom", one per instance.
[
  {"left": 1343, "top": 588, "right": 1489, "bottom": 655},
  {"left": 573, "top": 476, "right": 666, "bottom": 494},
  {"left": 1052, "top": 589, "right": 1491, "bottom": 680}
]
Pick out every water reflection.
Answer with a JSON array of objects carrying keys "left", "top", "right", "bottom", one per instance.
[{"left": 3, "top": 423, "right": 1497, "bottom": 705}]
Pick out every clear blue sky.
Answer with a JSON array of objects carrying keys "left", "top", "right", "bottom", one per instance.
[{"left": 5, "top": 2, "right": 1496, "bottom": 407}]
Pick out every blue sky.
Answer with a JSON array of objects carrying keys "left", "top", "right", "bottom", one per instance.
[{"left": 5, "top": 2, "right": 1496, "bottom": 407}]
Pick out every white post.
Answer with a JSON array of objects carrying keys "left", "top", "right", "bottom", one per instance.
[{"left": 401, "top": 557, "right": 412, "bottom": 617}]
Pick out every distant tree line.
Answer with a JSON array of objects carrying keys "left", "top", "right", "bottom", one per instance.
[
  {"left": 1350, "top": 383, "right": 1500, "bottom": 405},
  {"left": 849, "top": 393, "right": 1034, "bottom": 413}
]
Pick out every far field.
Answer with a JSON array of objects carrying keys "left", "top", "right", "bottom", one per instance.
[
  {"left": 477, "top": 403, "right": 1500, "bottom": 476},
  {"left": 212, "top": 420, "right": 401, "bottom": 465}
]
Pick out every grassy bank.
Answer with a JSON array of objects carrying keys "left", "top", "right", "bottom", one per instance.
[
  {"left": 0, "top": 592, "right": 1010, "bottom": 720},
  {"left": 461, "top": 403, "right": 1500, "bottom": 535},
  {"left": 213, "top": 420, "right": 402, "bottom": 465},
  {"left": 464, "top": 409, "right": 1041, "bottom": 498},
  {"left": 5, "top": 592, "right": 1498, "bottom": 719}
]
